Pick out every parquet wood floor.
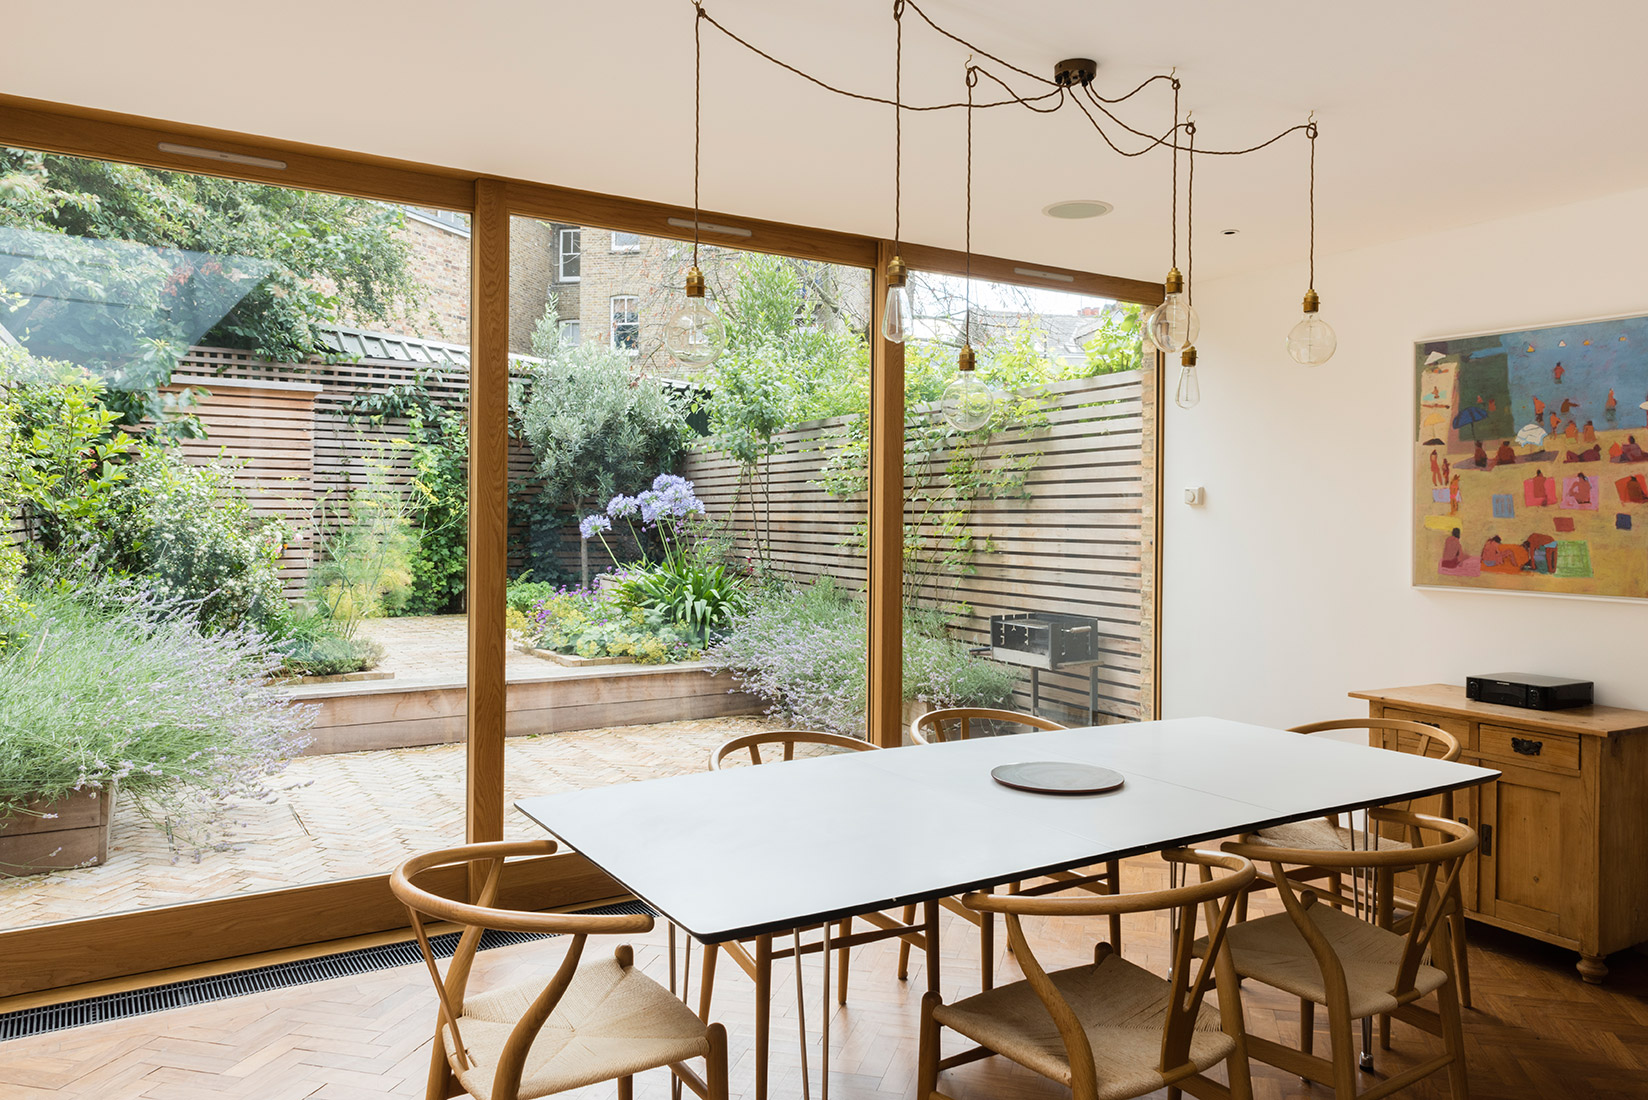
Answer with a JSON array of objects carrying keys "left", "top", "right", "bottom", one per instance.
[{"left": 1, "top": 854, "right": 1643, "bottom": 1100}]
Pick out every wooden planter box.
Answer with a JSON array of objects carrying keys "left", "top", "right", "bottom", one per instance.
[{"left": 0, "top": 786, "right": 117, "bottom": 875}]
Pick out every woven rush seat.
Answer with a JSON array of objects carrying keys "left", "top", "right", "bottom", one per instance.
[
  {"left": 1247, "top": 817, "right": 1411, "bottom": 853},
  {"left": 445, "top": 958, "right": 711, "bottom": 1100},
  {"left": 1197, "top": 899, "right": 1445, "bottom": 1020},
  {"left": 934, "top": 945, "right": 1236, "bottom": 1100}
]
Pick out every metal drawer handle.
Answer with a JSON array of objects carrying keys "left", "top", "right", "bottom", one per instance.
[{"left": 1511, "top": 736, "right": 1543, "bottom": 756}]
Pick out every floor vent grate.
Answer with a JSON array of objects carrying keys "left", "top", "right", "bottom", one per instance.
[{"left": 0, "top": 899, "right": 652, "bottom": 1043}]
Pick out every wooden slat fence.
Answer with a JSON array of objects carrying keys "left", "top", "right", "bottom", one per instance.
[{"left": 682, "top": 371, "right": 1155, "bottom": 723}]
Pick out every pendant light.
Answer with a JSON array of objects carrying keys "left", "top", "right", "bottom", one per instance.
[
  {"left": 1143, "top": 93, "right": 1200, "bottom": 354},
  {"left": 941, "top": 63, "right": 996, "bottom": 432},
  {"left": 662, "top": 3, "right": 727, "bottom": 368},
  {"left": 1286, "top": 121, "right": 1336, "bottom": 366},
  {"left": 1174, "top": 122, "right": 1201, "bottom": 408},
  {"left": 881, "top": 4, "right": 910, "bottom": 343}
]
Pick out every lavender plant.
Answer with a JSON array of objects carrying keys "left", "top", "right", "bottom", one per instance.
[{"left": 0, "top": 584, "right": 316, "bottom": 860}]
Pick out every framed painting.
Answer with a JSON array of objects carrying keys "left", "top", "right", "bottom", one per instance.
[{"left": 1414, "top": 313, "right": 1648, "bottom": 599}]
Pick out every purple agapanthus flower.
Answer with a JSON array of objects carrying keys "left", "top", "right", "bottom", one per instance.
[
  {"left": 579, "top": 514, "right": 612, "bottom": 539},
  {"left": 607, "top": 494, "right": 640, "bottom": 519}
]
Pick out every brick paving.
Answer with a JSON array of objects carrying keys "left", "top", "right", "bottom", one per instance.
[{"left": 0, "top": 714, "right": 784, "bottom": 932}]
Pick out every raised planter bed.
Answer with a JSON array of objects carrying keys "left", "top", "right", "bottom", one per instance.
[
  {"left": 517, "top": 645, "right": 626, "bottom": 668},
  {"left": 270, "top": 670, "right": 396, "bottom": 686},
  {"left": 0, "top": 786, "right": 117, "bottom": 875}
]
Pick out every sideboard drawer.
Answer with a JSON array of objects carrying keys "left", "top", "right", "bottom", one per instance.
[
  {"left": 1380, "top": 708, "right": 1472, "bottom": 751},
  {"left": 1479, "top": 724, "right": 1581, "bottom": 771}
]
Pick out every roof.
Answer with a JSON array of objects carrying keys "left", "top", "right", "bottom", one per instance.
[{"left": 316, "top": 325, "right": 471, "bottom": 369}]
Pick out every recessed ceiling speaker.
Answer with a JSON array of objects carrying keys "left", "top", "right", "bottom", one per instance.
[{"left": 1042, "top": 199, "right": 1114, "bottom": 219}]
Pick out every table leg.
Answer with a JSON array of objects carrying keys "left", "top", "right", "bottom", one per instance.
[
  {"left": 754, "top": 935, "right": 772, "bottom": 1100},
  {"left": 793, "top": 928, "right": 810, "bottom": 1100},
  {"left": 924, "top": 899, "right": 941, "bottom": 994},
  {"left": 820, "top": 920, "right": 832, "bottom": 1100}
]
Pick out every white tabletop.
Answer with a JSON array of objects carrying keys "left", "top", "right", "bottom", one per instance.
[{"left": 514, "top": 717, "right": 1499, "bottom": 943}]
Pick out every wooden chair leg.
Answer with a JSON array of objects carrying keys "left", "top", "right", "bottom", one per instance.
[
  {"left": 754, "top": 935, "right": 773, "bottom": 1100},
  {"left": 1437, "top": 974, "right": 1470, "bottom": 1100},
  {"left": 618, "top": 1075, "right": 633, "bottom": 1100},
  {"left": 1450, "top": 909, "right": 1473, "bottom": 1009},
  {"left": 698, "top": 942, "right": 719, "bottom": 1021},
  {"left": 1328, "top": 995, "right": 1358, "bottom": 1099},
  {"left": 426, "top": 1034, "right": 460, "bottom": 1100},
  {"left": 1378, "top": 1011, "right": 1391, "bottom": 1051},
  {"left": 836, "top": 917, "right": 852, "bottom": 1005},
  {"left": 897, "top": 903, "right": 916, "bottom": 980},
  {"left": 917, "top": 991, "right": 942, "bottom": 1100},
  {"left": 923, "top": 899, "right": 941, "bottom": 994},
  {"left": 1300, "top": 998, "right": 1315, "bottom": 1056},
  {"left": 707, "top": 1021, "right": 730, "bottom": 1100}
]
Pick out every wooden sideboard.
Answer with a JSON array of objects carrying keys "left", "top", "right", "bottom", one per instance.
[{"left": 1351, "top": 684, "right": 1648, "bottom": 983}]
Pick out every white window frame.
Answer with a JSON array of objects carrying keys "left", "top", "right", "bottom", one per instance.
[
  {"left": 559, "top": 320, "right": 581, "bottom": 347},
  {"left": 610, "top": 231, "right": 642, "bottom": 253},
  {"left": 558, "top": 227, "right": 581, "bottom": 282},
  {"left": 610, "top": 295, "right": 640, "bottom": 355}
]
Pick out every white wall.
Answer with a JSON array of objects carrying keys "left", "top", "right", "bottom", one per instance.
[{"left": 1162, "top": 186, "right": 1648, "bottom": 724}]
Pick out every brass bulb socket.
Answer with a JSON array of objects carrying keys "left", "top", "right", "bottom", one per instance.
[
  {"left": 1180, "top": 346, "right": 1198, "bottom": 367},
  {"left": 886, "top": 254, "right": 908, "bottom": 287},
  {"left": 685, "top": 267, "right": 707, "bottom": 298},
  {"left": 1163, "top": 267, "right": 1184, "bottom": 295},
  {"left": 1302, "top": 288, "right": 1321, "bottom": 314},
  {"left": 958, "top": 345, "right": 976, "bottom": 372}
]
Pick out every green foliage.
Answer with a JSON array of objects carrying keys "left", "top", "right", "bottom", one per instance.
[
  {"left": 102, "top": 448, "right": 289, "bottom": 636},
  {"left": 0, "top": 546, "right": 32, "bottom": 655},
  {"left": 1078, "top": 303, "right": 1147, "bottom": 376},
  {"left": 522, "top": 586, "right": 701, "bottom": 664},
  {"left": 515, "top": 342, "right": 691, "bottom": 515},
  {"left": 617, "top": 557, "right": 747, "bottom": 644},
  {"left": 308, "top": 447, "right": 415, "bottom": 635},
  {"left": 708, "top": 578, "right": 1018, "bottom": 735},
  {"left": 0, "top": 347, "right": 136, "bottom": 562},
  {"left": 273, "top": 614, "right": 384, "bottom": 678},
  {"left": 0, "top": 148, "right": 424, "bottom": 422},
  {"left": 506, "top": 576, "right": 561, "bottom": 616},
  {"left": 0, "top": 584, "right": 314, "bottom": 856}
]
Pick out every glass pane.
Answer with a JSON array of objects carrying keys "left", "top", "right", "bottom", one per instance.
[
  {"left": 0, "top": 148, "right": 469, "bottom": 929},
  {"left": 502, "top": 218, "right": 871, "bottom": 828},
  {"left": 900, "top": 271, "right": 1156, "bottom": 742}
]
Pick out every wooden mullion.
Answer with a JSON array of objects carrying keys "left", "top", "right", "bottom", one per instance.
[
  {"left": 867, "top": 240, "right": 905, "bottom": 747},
  {"left": 898, "top": 241, "right": 1164, "bottom": 307},
  {"left": 466, "top": 178, "right": 509, "bottom": 880}
]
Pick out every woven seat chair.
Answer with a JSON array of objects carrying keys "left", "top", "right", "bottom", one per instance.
[
  {"left": 1236, "top": 719, "right": 1473, "bottom": 1023},
  {"left": 391, "top": 839, "right": 727, "bottom": 1100},
  {"left": 909, "top": 707, "right": 1125, "bottom": 987},
  {"left": 1205, "top": 810, "right": 1476, "bottom": 1100},
  {"left": 700, "top": 729, "right": 938, "bottom": 1100},
  {"left": 918, "top": 848, "right": 1257, "bottom": 1100}
]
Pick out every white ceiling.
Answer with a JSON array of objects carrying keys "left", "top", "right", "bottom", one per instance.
[{"left": 9, "top": 1, "right": 1648, "bottom": 286}]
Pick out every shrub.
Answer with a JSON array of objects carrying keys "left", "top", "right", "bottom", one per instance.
[
  {"left": 524, "top": 586, "right": 701, "bottom": 665},
  {"left": 507, "top": 576, "right": 561, "bottom": 616},
  {"left": 103, "top": 448, "right": 289, "bottom": 636},
  {"left": 309, "top": 449, "right": 415, "bottom": 634},
  {"left": 617, "top": 558, "right": 746, "bottom": 644},
  {"left": 0, "top": 584, "right": 315, "bottom": 859},
  {"left": 708, "top": 579, "right": 1019, "bottom": 735},
  {"left": 273, "top": 614, "right": 384, "bottom": 678}
]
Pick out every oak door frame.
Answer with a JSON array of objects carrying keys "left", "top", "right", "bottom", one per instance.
[{"left": 0, "top": 92, "right": 1163, "bottom": 996}]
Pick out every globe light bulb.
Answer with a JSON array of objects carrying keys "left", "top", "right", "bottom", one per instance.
[
  {"left": 1144, "top": 266, "right": 1200, "bottom": 353},
  {"left": 941, "top": 347, "right": 995, "bottom": 431},
  {"left": 1286, "top": 290, "right": 1337, "bottom": 366},
  {"left": 1175, "top": 347, "right": 1201, "bottom": 409},
  {"left": 881, "top": 254, "right": 910, "bottom": 343},
  {"left": 663, "top": 267, "right": 726, "bottom": 367}
]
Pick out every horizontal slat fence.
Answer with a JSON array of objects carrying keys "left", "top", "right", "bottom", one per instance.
[{"left": 682, "top": 372, "right": 1153, "bottom": 723}]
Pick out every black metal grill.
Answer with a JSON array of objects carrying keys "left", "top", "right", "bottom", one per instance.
[{"left": 0, "top": 900, "right": 652, "bottom": 1043}]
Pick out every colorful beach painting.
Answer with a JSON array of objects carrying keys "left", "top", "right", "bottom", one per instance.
[{"left": 1414, "top": 314, "right": 1648, "bottom": 599}]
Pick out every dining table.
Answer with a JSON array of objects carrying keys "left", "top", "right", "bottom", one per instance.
[{"left": 515, "top": 716, "right": 1500, "bottom": 1100}]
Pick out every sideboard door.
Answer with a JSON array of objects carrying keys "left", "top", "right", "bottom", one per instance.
[{"left": 1477, "top": 764, "right": 1585, "bottom": 938}]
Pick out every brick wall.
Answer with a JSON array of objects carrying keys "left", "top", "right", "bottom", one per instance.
[{"left": 509, "top": 216, "right": 557, "bottom": 355}]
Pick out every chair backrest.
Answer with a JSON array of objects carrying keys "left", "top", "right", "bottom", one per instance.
[
  {"left": 1290, "top": 717, "right": 1461, "bottom": 817},
  {"left": 390, "top": 839, "right": 654, "bottom": 1098},
  {"left": 709, "top": 729, "right": 875, "bottom": 770},
  {"left": 910, "top": 707, "right": 1065, "bottom": 745},
  {"left": 962, "top": 849, "right": 1255, "bottom": 1096},
  {"left": 1224, "top": 809, "right": 1477, "bottom": 1004}
]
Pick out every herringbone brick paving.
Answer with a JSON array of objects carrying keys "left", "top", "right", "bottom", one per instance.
[
  {"left": 0, "top": 716, "right": 782, "bottom": 931},
  {"left": 1, "top": 854, "right": 1642, "bottom": 1100}
]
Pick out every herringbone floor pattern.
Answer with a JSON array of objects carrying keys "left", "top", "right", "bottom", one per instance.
[
  {"left": 1, "top": 855, "right": 1643, "bottom": 1100},
  {"left": 0, "top": 716, "right": 781, "bottom": 931}
]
